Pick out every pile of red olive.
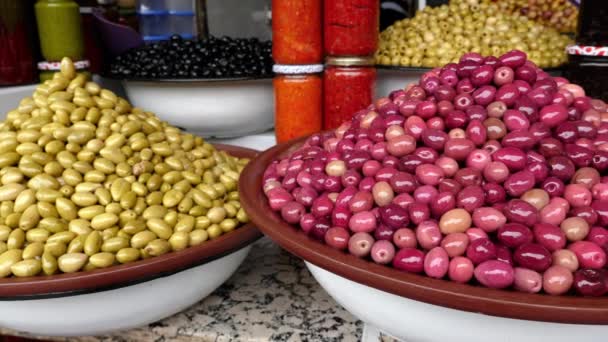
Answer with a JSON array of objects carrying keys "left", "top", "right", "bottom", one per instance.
[{"left": 263, "top": 50, "right": 608, "bottom": 297}]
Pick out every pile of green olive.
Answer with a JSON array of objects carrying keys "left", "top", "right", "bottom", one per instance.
[
  {"left": 483, "top": 0, "right": 578, "bottom": 33},
  {"left": 0, "top": 58, "right": 250, "bottom": 278},
  {"left": 376, "top": 0, "right": 573, "bottom": 68}
]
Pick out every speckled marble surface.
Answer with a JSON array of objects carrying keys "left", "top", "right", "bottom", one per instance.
[{"left": 0, "top": 238, "right": 391, "bottom": 342}]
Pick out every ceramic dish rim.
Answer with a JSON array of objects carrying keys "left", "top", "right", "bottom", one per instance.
[
  {"left": 239, "top": 136, "right": 608, "bottom": 325},
  {"left": 0, "top": 144, "right": 262, "bottom": 301}
]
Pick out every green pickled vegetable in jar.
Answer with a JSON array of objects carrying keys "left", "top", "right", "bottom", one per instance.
[{"left": 35, "top": 0, "right": 84, "bottom": 61}]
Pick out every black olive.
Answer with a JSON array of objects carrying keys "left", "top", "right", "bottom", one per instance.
[{"left": 110, "top": 36, "right": 272, "bottom": 79}]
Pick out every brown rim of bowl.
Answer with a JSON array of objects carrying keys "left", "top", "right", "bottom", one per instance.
[
  {"left": 239, "top": 136, "right": 608, "bottom": 325},
  {"left": 0, "top": 144, "right": 262, "bottom": 300}
]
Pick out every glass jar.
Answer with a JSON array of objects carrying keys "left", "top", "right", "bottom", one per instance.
[
  {"left": 0, "top": 0, "right": 38, "bottom": 86},
  {"left": 272, "top": 0, "right": 322, "bottom": 64},
  {"left": 35, "top": 0, "right": 85, "bottom": 61},
  {"left": 324, "top": 57, "right": 376, "bottom": 130},
  {"left": 324, "top": 0, "right": 379, "bottom": 57},
  {"left": 273, "top": 65, "right": 323, "bottom": 143}
]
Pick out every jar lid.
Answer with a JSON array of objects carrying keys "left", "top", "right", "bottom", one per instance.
[
  {"left": 325, "top": 56, "right": 375, "bottom": 67},
  {"left": 38, "top": 60, "right": 90, "bottom": 71},
  {"left": 567, "top": 44, "right": 608, "bottom": 57},
  {"left": 273, "top": 64, "right": 324, "bottom": 74}
]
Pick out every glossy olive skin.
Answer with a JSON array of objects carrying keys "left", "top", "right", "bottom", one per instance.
[
  {"left": 514, "top": 243, "right": 552, "bottom": 272},
  {"left": 503, "top": 199, "right": 539, "bottom": 226}
]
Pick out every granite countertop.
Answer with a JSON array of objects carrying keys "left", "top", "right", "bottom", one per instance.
[{"left": 1, "top": 238, "right": 374, "bottom": 342}]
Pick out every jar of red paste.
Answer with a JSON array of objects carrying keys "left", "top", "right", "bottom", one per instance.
[
  {"left": 272, "top": 0, "right": 322, "bottom": 64},
  {"left": 323, "top": 56, "right": 376, "bottom": 130},
  {"left": 324, "top": 0, "right": 379, "bottom": 57},
  {"left": 274, "top": 64, "right": 324, "bottom": 143}
]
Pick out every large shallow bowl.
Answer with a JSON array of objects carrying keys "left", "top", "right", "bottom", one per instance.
[
  {"left": 120, "top": 77, "right": 274, "bottom": 138},
  {"left": 0, "top": 144, "right": 262, "bottom": 337},
  {"left": 239, "top": 137, "right": 608, "bottom": 342}
]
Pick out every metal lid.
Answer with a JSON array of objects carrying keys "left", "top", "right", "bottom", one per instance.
[
  {"left": 273, "top": 64, "right": 324, "bottom": 74},
  {"left": 38, "top": 60, "right": 90, "bottom": 71},
  {"left": 325, "top": 56, "right": 375, "bottom": 67}
]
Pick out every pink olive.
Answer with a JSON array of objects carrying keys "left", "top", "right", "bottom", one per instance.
[
  {"left": 300, "top": 214, "right": 316, "bottom": 234},
  {"left": 416, "top": 164, "right": 445, "bottom": 186},
  {"left": 435, "top": 156, "right": 459, "bottom": 177},
  {"left": 483, "top": 161, "right": 509, "bottom": 183},
  {"left": 281, "top": 201, "right": 306, "bottom": 224},
  {"left": 393, "top": 247, "right": 425, "bottom": 273},
  {"left": 543, "top": 265, "right": 574, "bottom": 295},
  {"left": 424, "top": 247, "right": 450, "bottom": 278},
  {"left": 349, "top": 211, "right": 377, "bottom": 233},
  {"left": 393, "top": 228, "right": 417, "bottom": 249},
  {"left": 416, "top": 220, "right": 442, "bottom": 250},
  {"left": 348, "top": 232, "right": 375, "bottom": 257},
  {"left": 465, "top": 227, "right": 488, "bottom": 242},
  {"left": 472, "top": 207, "right": 506, "bottom": 232},
  {"left": 372, "top": 181, "right": 395, "bottom": 207},
  {"left": 441, "top": 232, "right": 469, "bottom": 257},
  {"left": 552, "top": 249, "right": 580, "bottom": 272},
  {"left": 449, "top": 257, "right": 474, "bottom": 283},
  {"left": 466, "top": 149, "right": 491, "bottom": 171},
  {"left": 474, "top": 260, "right": 515, "bottom": 289},
  {"left": 466, "top": 238, "right": 496, "bottom": 265},
  {"left": 267, "top": 187, "right": 293, "bottom": 211},
  {"left": 514, "top": 243, "right": 552, "bottom": 272},
  {"left": 331, "top": 205, "right": 351, "bottom": 228},
  {"left": 568, "top": 241, "right": 607, "bottom": 269},
  {"left": 311, "top": 194, "right": 334, "bottom": 217},
  {"left": 444, "top": 138, "right": 475, "bottom": 161},
  {"left": 371, "top": 240, "right": 396, "bottom": 265},
  {"left": 325, "top": 227, "right": 350, "bottom": 250},
  {"left": 349, "top": 191, "right": 373, "bottom": 213},
  {"left": 533, "top": 222, "right": 566, "bottom": 252},
  {"left": 514, "top": 267, "right": 543, "bottom": 293},
  {"left": 497, "top": 223, "right": 534, "bottom": 248},
  {"left": 564, "top": 184, "right": 592, "bottom": 208}
]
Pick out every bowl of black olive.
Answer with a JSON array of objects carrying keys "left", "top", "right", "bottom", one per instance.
[{"left": 108, "top": 35, "right": 274, "bottom": 138}]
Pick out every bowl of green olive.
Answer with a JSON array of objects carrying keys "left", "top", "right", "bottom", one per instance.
[{"left": 0, "top": 58, "right": 262, "bottom": 336}]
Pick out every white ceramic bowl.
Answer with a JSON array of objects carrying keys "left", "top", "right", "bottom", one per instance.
[
  {"left": 0, "top": 144, "right": 261, "bottom": 337},
  {"left": 306, "top": 263, "right": 608, "bottom": 342},
  {"left": 122, "top": 78, "right": 274, "bottom": 138},
  {"left": 0, "top": 247, "right": 250, "bottom": 336}
]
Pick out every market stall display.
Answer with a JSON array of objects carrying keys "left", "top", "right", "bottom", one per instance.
[{"left": 375, "top": 0, "right": 572, "bottom": 68}]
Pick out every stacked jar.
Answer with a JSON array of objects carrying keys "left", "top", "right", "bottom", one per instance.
[
  {"left": 35, "top": 0, "right": 89, "bottom": 82},
  {"left": 323, "top": 0, "right": 379, "bottom": 130},
  {"left": 271, "top": 0, "right": 323, "bottom": 143}
]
